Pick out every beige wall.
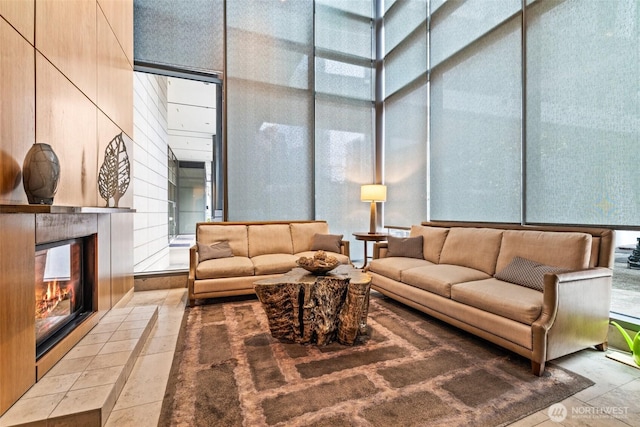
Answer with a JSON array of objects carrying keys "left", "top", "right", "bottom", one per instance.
[{"left": 0, "top": 0, "right": 133, "bottom": 207}]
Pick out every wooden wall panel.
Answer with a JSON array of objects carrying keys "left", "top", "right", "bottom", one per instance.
[
  {"left": 0, "top": 0, "right": 135, "bottom": 414},
  {"left": 97, "top": 9, "right": 133, "bottom": 139},
  {"left": 97, "top": 0, "right": 133, "bottom": 65},
  {"left": 36, "top": 53, "right": 98, "bottom": 207},
  {"left": 0, "top": 19, "right": 34, "bottom": 205},
  {"left": 0, "top": 0, "right": 35, "bottom": 43},
  {"left": 0, "top": 214, "right": 35, "bottom": 416},
  {"left": 35, "top": 0, "right": 97, "bottom": 103},
  {"left": 97, "top": 213, "right": 112, "bottom": 311},
  {"left": 110, "top": 212, "right": 134, "bottom": 306}
]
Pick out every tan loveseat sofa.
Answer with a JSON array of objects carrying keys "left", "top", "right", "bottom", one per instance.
[
  {"left": 368, "top": 221, "right": 615, "bottom": 376},
  {"left": 188, "top": 221, "right": 350, "bottom": 306}
]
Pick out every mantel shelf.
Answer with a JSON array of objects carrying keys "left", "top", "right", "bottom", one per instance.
[{"left": 0, "top": 205, "right": 136, "bottom": 214}]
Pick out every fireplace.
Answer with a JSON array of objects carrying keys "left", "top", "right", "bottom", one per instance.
[{"left": 35, "top": 235, "right": 96, "bottom": 359}]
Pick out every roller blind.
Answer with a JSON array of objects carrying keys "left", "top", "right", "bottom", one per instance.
[
  {"left": 429, "top": 1, "right": 522, "bottom": 222},
  {"left": 226, "top": 0, "right": 314, "bottom": 220},
  {"left": 134, "top": 0, "right": 224, "bottom": 73},
  {"left": 384, "top": 0, "right": 426, "bottom": 97},
  {"left": 525, "top": 0, "right": 640, "bottom": 226},
  {"left": 385, "top": 81, "right": 429, "bottom": 226},
  {"left": 383, "top": 0, "right": 428, "bottom": 226},
  {"left": 315, "top": 0, "right": 374, "bottom": 260}
]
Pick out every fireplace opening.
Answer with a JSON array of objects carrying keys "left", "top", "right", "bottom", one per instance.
[{"left": 35, "top": 235, "right": 96, "bottom": 360}]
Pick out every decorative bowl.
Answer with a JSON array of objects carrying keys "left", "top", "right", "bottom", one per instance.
[{"left": 296, "top": 251, "right": 340, "bottom": 275}]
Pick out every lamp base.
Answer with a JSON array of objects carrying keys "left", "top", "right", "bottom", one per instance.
[{"left": 369, "top": 201, "right": 376, "bottom": 234}]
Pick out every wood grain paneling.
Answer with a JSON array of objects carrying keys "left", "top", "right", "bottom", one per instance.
[
  {"left": 97, "top": 213, "right": 112, "bottom": 311},
  {"left": 97, "top": 9, "right": 133, "bottom": 138},
  {"left": 0, "top": 0, "right": 35, "bottom": 43},
  {"left": 110, "top": 212, "right": 133, "bottom": 306},
  {"left": 0, "top": 19, "right": 34, "bottom": 204},
  {"left": 36, "top": 53, "right": 98, "bottom": 207},
  {"left": 0, "top": 214, "right": 35, "bottom": 416},
  {"left": 35, "top": 0, "right": 97, "bottom": 103},
  {"left": 97, "top": 0, "right": 133, "bottom": 65}
]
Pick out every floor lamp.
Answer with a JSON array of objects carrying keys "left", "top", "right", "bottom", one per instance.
[{"left": 361, "top": 184, "right": 387, "bottom": 234}]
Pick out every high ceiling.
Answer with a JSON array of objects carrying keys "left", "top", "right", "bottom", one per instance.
[{"left": 167, "top": 77, "right": 217, "bottom": 162}]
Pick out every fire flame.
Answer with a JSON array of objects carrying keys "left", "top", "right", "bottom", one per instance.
[{"left": 35, "top": 281, "right": 74, "bottom": 318}]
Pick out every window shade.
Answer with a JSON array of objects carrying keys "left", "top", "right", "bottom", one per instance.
[
  {"left": 384, "top": 0, "right": 426, "bottom": 55},
  {"left": 226, "top": 0, "right": 314, "bottom": 220},
  {"left": 385, "top": 82, "right": 429, "bottom": 226},
  {"left": 384, "top": 0, "right": 429, "bottom": 226},
  {"left": 134, "top": 0, "right": 224, "bottom": 73},
  {"left": 525, "top": 0, "right": 640, "bottom": 226},
  {"left": 430, "top": 14, "right": 522, "bottom": 222},
  {"left": 315, "top": 99, "right": 374, "bottom": 239},
  {"left": 430, "top": 0, "right": 521, "bottom": 69},
  {"left": 315, "top": 0, "right": 374, "bottom": 261}
]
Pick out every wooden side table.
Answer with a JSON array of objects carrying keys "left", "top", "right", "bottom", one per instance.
[{"left": 352, "top": 232, "right": 388, "bottom": 269}]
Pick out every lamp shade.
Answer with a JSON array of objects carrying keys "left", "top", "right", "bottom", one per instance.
[{"left": 360, "top": 184, "right": 387, "bottom": 202}]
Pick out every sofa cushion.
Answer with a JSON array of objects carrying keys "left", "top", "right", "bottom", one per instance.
[
  {"left": 251, "top": 254, "right": 298, "bottom": 275},
  {"left": 196, "top": 256, "right": 254, "bottom": 280},
  {"left": 368, "top": 257, "right": 433, "bottom": 282},
  {"left": 196, "top": 224, "right": 249, "bottom": 257},
  {"left": 387, "top": 235, "right": 423, "bottom": 259},
  {"left": 197, "top": 240, "right": 233, "bottom": 262},
  {"left": 311, "top": 233, "right": 343, "bottom": 253},
  {"left": 248, "top": 224, "right": 294, "bottom": 257},
  {"left": 495, "top": 230, "right": 592, "bottom": 273},
  {"left": 402, "top": 264, "right": 491, "bottom": 298},
  {"left": 439, "top": 227, "right": 504, "bottom": 275},
  {"left": 295, "top": 251, "right": 350, "bottom": 265},
  {"left": 290, "top": 222, "right": 330, "bottom": 253},
  {"left": 494, "top": 256, "right": 568, "bottom": 292},
  {"left": 451, "top": 278, "right": 543, "bottom": 325},
  {"left": 410, "top": 225, "right": 450, "bottom": 263}
]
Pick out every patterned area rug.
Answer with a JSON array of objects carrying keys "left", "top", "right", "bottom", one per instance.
[{"left": 159, "top": 293, "right": 593, "bottom": 426}]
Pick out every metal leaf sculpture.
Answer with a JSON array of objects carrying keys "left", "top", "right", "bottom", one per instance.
[{"left": 98, "top": 132, "right": 130, "bottom": 207}]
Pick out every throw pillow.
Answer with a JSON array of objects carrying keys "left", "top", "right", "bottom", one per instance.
[
  {"left": 197, "top": 240, "right": 234, "bottom": 262},
  {"left": 494, "top": 256, "right": 568, "bottom": 292},
  {"left": 310, "top": 233, "right": 343, "bottom": 253},
  {"left": 386, "top": 235, "right": 424, "bottom": 259}
]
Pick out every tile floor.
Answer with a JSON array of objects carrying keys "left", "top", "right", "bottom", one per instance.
[
  {"left": 0, "top": 306, "right": 158, "bottom": 426},
  {"left": 103, "top": 288, "right": 640, "bottom": 426},
  {"left": 103, "top": 288, "right": 187, "bottom": 427}
]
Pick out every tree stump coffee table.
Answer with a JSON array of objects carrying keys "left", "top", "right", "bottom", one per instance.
[{"left": 254, "top": 265, "right": 371, "bottom": 345}]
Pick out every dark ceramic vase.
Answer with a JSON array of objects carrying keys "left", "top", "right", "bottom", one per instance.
[{"left": 22, "top": 143, "right": 60, "bottom": 205}]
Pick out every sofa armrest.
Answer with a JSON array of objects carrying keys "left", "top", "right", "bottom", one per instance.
[
  {"left": 373, "top": 242, "right": 388, "bottom": 259},
  {"left": 188, "top": 244, "right": 198, "bottom": 307},
  {"left": 340, "top": 240, "right": 350, "bottom": 258},
  {"left": 532, "top": 267, "right": 612, "bottom": 369}
]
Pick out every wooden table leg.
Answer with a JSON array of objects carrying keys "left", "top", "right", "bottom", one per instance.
[{"left": 360, "top": 240, "right": 369, "bottom": 269}]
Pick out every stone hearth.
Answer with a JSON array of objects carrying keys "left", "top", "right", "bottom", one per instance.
[{"left": 0, "top": 306, "right": 157, "bottom": 426}]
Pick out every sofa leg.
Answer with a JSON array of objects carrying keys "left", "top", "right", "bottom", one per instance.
[
  {"left": 189, "top": 298, "right": 195, "bottom": 307},
  {"left": 531, "top": 360, "right": 545, "bottom": 376},
  {"left": 595, "top": 341, "right": 608, "bottom": 351}
]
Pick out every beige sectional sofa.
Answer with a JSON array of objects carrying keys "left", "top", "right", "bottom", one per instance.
[
  {"left": 368, "top": 221, "right": 615, "bottom": 375},
  {"left": 188, "top": 220, "right": 350, "bottom": 306}
]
